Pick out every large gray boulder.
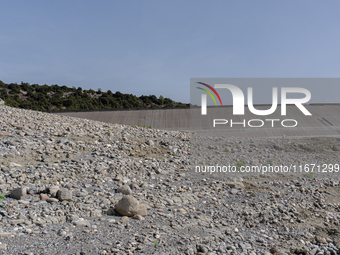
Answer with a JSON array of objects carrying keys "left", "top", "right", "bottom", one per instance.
[{"left": 115, "top": 195, "right": 147, "bottom": 216}]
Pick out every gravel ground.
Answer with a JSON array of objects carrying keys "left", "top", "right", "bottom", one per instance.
[{"left": 0, "top": 104, "right": 340, "bottom": 255}]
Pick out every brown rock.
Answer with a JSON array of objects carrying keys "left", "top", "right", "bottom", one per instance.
[
  {"left": 40, "top": 194, "right": 49, "bottom": 200},
  {"left": 132, "top": 214, "right": 145, "bottom": 221},
  {"left": 315, "top": 236, "right": 327, "bottom": 244},
  {"left": 115, "top": 195, "right": 147, "bottom": 217},
  {"left": 121, "top": 216, "right": 130, "bottom": 222},
  {"left": 269, "top": 247, "right": 279, "bottom": 254},
  {"left": 46, "top": 198, "right": 59, "bottom": 203},
  {"left": 178, "top": 208, "right": 187, "bottom": 214}
]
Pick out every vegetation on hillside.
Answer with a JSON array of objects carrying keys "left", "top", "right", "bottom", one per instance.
[{"left": 0, "top": 80, "right": 189, "bottom": 112}]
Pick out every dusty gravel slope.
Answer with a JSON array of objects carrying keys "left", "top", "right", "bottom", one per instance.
[{"left": 0, "top": 104, "right": 340, "bottom": 255}]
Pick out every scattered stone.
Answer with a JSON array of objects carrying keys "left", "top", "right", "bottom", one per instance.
[
  {"left": 57, "top": 189, "right": 72, "bottom": 201},
  {"left": 31, "top": 197, "right": 40, "bottom": 203},
  {"left": 132, "top": 214, "right": 145, "bottom": 221},
  {"left": 0, "top": 132, "right": 11, "bottom": 136},
  {"left": 9, "top": 162, "right": 22, "bottom": 167},
  {"left": 315, "top": 236, "right": 327, "bottom": 244},
  {"left": 0, "top": 233, "right": 11, "bottom": 238},
  {"left": 114, "top": 174, "right": 123, "bottom": 181},
  {"left": 25, "top": 229, "right": 32, "bottom": 234},
  {"left": 90, "top": 209, "right": 102, "bottom": 217},
  {"left": 230, "top": 188, "right": 239, "bottom": 194},
  {"left": 197, "top": 244, "right": 209, "bottom": 253},
  {"left": 9, "top": 219, "right": 25, "bottom": 225},
  {"left": 146, "top": 140, "right": 154, "bottom": 146},
  {"left": 225, "top": 147, "right": 232, "bottom": 153},
  {"left": 58, "top": 230, "right": 67, "bottom": 236},
  {"left": 48, "top": 186, "right": 60, "bottom": 197},
  {"left": 177, "top": 208, "right": 187, "bottom": 214},
  {"left": 117, "top": 185, "right": 132, "bottom": 195},
  {"left": 129, "top": 183, "right": 140, "bottom": 190},
  {"left": 73, "top": 219, "right": 90, "bottom": 227},
  {"left": 331, "top": 145, "right": 339, "bottom": 151},
  {"left": 46, "top": 198, "right": 59, "bottom": 203},
  {"left": 273, "top": 145, "right": 283, "bottom": 150},
  {"left": 226, "top": 180, "right": 244, "bottom": 190},
  {"left": 121, "top": 216, "right": 129, "bottom": 222},
  {"left": 10, "top": 187, "right": 27, "bottom": 200},
  {"left": 18, "top": 200, "right": 29, "bottom": 204},
  {"left": 269, "top": 247, "right": 279, "bottom": 254},
  {"left": 40, "top": 194, "right": 49, "bottom": 200}
]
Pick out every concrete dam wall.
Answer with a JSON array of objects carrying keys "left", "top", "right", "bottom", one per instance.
[
  {"left": 55, "top": 104, "right": 340, "bottom": 137},
  {"left": 56, "top": 108, "right": 191, "bottom": 131}
]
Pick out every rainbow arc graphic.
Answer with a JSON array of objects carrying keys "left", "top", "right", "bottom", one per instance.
[{"left": 196, "top": 82, "right": 222, "bottom": 106}]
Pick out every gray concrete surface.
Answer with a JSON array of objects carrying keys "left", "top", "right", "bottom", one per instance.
[
  {"left": 56, "top": 108, "right": 191, "bottom": 131},
  {"left": 55, "top": 105, "right": 340, "bottom": 137}
]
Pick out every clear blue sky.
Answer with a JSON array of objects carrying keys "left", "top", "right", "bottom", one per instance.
[{"left": 1, "top": 1, "right": 339, "bottom": 103}]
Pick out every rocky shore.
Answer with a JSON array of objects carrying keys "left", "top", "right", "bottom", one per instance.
[{"left": 0, "top": 104, "right": 340, "bottom": 254}]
